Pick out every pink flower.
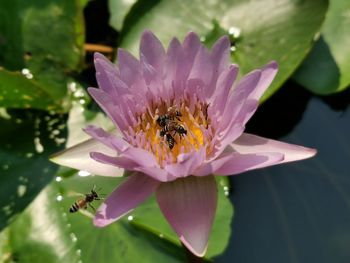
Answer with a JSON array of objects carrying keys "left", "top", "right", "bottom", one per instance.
[{"left": 51, "top": 31, "right": 316, "bottom": 257}]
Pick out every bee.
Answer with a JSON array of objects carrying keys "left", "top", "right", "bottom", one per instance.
[
  {"left": 156, "top": 107, "right": 182, "bottom": 127},
  {"left": 69, "top": 186, "right": 102, "bottom": 213},
  {"left": 167, "top": 107, "right": 182, "bottom": 121},
  {"left": 165, "top": 133, "right": 176, "bottom": 150},
  {"left": 160, "top": 121, "right": 187, "bottom": 137}
]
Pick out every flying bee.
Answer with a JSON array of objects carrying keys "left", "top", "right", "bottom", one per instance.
[
  {"left": 156, "top": 107, "right": 182, "bottom": 127},
  {"left": 160, "top": 121, "right": 187, "bottom": 137},
  {"left": 165, "top": 133, "right": 176, "bottom": 150},
  {"left": 69, "top": 186, "right": 103, "bottom": 213}
]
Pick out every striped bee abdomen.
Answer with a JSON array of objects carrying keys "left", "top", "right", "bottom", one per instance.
[{"left": 69, "top": 202, "right": 80, "bottom": 213}]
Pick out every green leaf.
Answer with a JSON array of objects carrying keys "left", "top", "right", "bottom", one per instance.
[
  {"left": 2, "top": 170, "right": 232, "bottom": 262},
  {"left": 119, "top": 0, "right": 328, "bottom": 101},
  {"left": 1, "top": 175, "right": 187, "bottom": 263},
  {"left": 0, "top": 69, "right": 58, "bottom": 110},
  {"left": 65, "top": 103, "right": 114, "bottom": 148},
  {"left": 108, "top": 0, "right": 138, "bottom": 31},
  {"left": 293, "top": 0, "right": 350, "bottom": 94},
  {"left": 0, "top": 0, "right": 85, "bottom": 105},
  {"left": 0, "top": 109, "right": 67, "bottom": 231}
]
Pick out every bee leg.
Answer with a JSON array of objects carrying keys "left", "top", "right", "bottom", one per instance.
[{"left": 88, "top": 203, "right": 96, "bottom": 212}]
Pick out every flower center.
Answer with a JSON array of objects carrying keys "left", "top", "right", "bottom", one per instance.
[{"left": 126, "top": 98, "right": 212, "bottom": 166}]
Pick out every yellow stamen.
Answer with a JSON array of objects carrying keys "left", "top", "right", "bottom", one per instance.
[{"left": 131, "top": 99, "right": 212, "bottom": 165}]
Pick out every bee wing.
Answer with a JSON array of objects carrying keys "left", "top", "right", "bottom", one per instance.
[
  {"left": 67, "top": 191, "right": 85, "bottom": 198},
  {"left": 78, "top": 209, "right": 94, "bottom": 218}
]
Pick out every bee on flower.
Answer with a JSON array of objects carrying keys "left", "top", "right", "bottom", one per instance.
[{"left": 51, "top": 31, "right": 316, "bottom": 257}]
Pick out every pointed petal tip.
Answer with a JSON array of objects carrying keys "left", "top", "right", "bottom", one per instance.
[
  {"left": 180, "top": 236, "right": 208, "bottom": 257},
  {"left": 93, "top": 217, "right": 106, "bottom": 228},
  {"left": 215, "top": 34, "right": 230, "bottom": 46},
  {"left": 156, "top": 176, "right": 217, "bottom": 258},
  {"left": 142, "top": 29, "right": 154, "bottom": 35},
  {"left": 141, "top": 30, "right": 158, "bottom": 41},
  {"left": 186, "top": 31, "right": 199, "bottom": 38},
  {"left": 93, "top": 174, "right": 159, "bottom": 228},
  {"left": 87, "top": 86, "right": 98, "bottom": 94},
  {"left": 229, "top": 63, "right": 239, "bottom": 69},
  {"left": 48, "top": 151, "right": 63, "bottom": 164},
  {"left": 305, "top": 147, "right": 317, "bottom": 158},
  {"left": 89, "top": 151, "right": 99, "bottom": 160},
  {"left": 48, "top": 148, "right": 73, "bottom": 166},
  {"left": 183, "top": 31, "right": 201, "bottom": 43},
  {"left": 231, "top": 133, "right": 318, "bottom": 164},
  {"left": 265, "top": 60, "right": 279, "bottom": 70},
  {"left": 94, "top": 52, "right": 105, "bottom": 61},
  {"left": 117, "top": 48, "right": 127, "bottom": 58},
  {"left": 228, "top": 64, "right": 239, "bottom": 74}
]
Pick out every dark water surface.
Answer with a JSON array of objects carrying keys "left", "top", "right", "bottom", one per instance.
[{"left": 217, "top": 83, "right": 350, "bottom": 263}]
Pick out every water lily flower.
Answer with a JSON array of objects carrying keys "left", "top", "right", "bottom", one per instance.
[{"left": 51, "top": 31, "right": 316, "bottom": 257}]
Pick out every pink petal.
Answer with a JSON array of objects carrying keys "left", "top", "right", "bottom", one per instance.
[
  {"left": 90, "top": 149, "right": 173, "bottom": 182},
  {"left": 164, "top": 147, "right": 206, "bottom": 178},
  {"left": 182, "top": 32, "right": 201, "bottom": 57},
  {"left": 194, "top": 148, "right": 284, "bottom": 176},
  {"left": 140, "top": 55, "right": 159, "bottom": 86},
  {"left": 90, "top": 143, "right": 162, "bottom": 171},
  {"left": 88, "top": 87, "right": 129, "bottom": 132},
  {"left": 249, "top": 61, "right": 278, "bottom": 101},
  {"left": 94, "top": 173, "right": 160, "bottom": 227},
  {"left": 140, "top": 30, "right": 166, "bottom": 72},
  {"left": 122, "top": 147, "right": 159, "bottom": 168},
  {"left": 208, "top": 64, "right": 239, "bottom": 116},
  {"left": 94, "top": 53, "right": 119, "bottom": 97},
  {"left": 165, "top": 37, "right": 183, "bottom": 99},
  {"left": 210, "top": 69, "right": 262, "bottom": 159},
  {"left": 135, "top": 166, "right": 175, "bottom": 182},
  {"left": 175, "top": 32, "right": 201, "bottom": 89},
  {"left": 220, "top": 70, "right": 261, "bottom": 131},
  {"left": 231, "top": 133, "right": 317, "bottom": 163},
  {"left": 90, "top": 151, "right": 138, "bottom": 170},
  {"left": 210, "top": 124, "right": 245, "bottom": 160},
  {"left": 50, "top": 138, "right": 123, "bottom": 177},
  {"left": 217, "top": 61, "right": 278, "bottom": 136},
  {"left": 210, "top": 35, "right": 231, "bottom": 74},
  {"left": 83, "top": 125, "right": 130, "bottom": 153},
  {"left": 167, "top": 37, "right": 182, "bottom": 56},
  {"left": 188, "top": 46, "right": 213, "bottom": 87},
  {"left": 224, "top": 62, "right": 278, "bottom": 127},
  {"left": 117, "top": 48, "right": 140, "bottom": 86},
  {"left": 206, "top": 35, "right": 231, "bottom": 97},
  {"left": 156, "top": 176, "right": 217, "bottom": 257}
]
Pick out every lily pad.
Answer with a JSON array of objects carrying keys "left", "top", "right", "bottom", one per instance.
[
  {"left": 119, "top": 0, "right": 328, "bottom": 101},
  {"left": 1, "top": 161, "right": 233, "bottom": 262},
  {"left": 108, "top": 0, "right": 138, "bottom": 31},
  {"left": 1, "top": 175, "right": 187, "bottom": 263},
  {"left": 0, "top": 69, "right": 58, "bottom": 110},
  {"left": 0, "top": 0, "right": 85, "bottom": 106},
  {"left": 0, "top": 109, "right": 67, "bottom": 231},
  {"left": 293, "top": 0, "right": 350, "bottom": 94}
]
